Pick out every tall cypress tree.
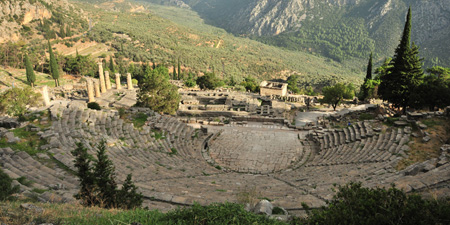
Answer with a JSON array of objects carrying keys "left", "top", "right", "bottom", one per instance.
[
  {"left": 48, "top": 41, "right": 60, "bottom": 87},
  {"left": 59, "top": 24, "right": 66, "bottom": 39},
  {"left": 109, "top": 57, "right": 115, "bottom": 73},
  {"left": 378, "top": 7, "right": 423, "bottom": 113},
  {"left": 177, "top": 59, "right": 181, "bottom": 80},
  {"left": 66, "top": 25, "right": 71, "bottom": 37},
  {"left": 173, "top": 62, "right": 177, "bottom": 80},
  {"left": 359, "top": 53, "right": 373, "bottom": 100},
  {"left": 25, "top": 54, "right": 36, "bottom": 87}
]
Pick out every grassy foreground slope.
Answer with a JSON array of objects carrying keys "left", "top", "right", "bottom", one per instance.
[{"left": 77, "top": 1, "right": 362, "bottom": 88}]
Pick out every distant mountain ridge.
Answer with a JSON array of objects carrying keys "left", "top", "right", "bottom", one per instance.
[{"left": 157, "top": 0, "right": 450, "bottom": 66}]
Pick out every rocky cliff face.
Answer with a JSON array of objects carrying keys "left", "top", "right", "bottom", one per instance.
[
  {"left": 233, "top": 0, "right": 363, "bottom": 35},
  {"left": 0, "top": 0, "right": 77, "bottom": 43}
]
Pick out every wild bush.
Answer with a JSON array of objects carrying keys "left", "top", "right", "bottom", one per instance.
[
  {"left": 295, "top": 182, "right": 450, "bottom": 225},
  {"left": 0, "top": 169, "right": 20, "bottom": 201}
]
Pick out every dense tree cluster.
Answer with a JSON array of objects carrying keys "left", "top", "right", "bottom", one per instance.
[
  {"left": 376, "top": 8, "right": 450, "bottom": 113},
  {"left": 241, "top": 76, "right": 260, "bottom": 93},
  {"left": 196, "top": 72, "right": 224, "bottom": 90},
  {"left": 0, "top": 87, "right": 42, "bottom": 117},
  {"left": 287, "top": 74, "right": 300, "bottom": 94},
  {"left": 136, "top": 66, "right": 180, "bottom": 114},
  {"left": 71, "top": 141, "right": 143, "bottom": 209}
]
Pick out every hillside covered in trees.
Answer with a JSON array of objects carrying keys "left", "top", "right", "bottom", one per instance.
[{"left": 153, "top": 0, "right": 450, "bottom": 67}]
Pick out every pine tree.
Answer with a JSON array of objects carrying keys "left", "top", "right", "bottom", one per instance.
[
  {"left": 117, "top": 174, "right": 143, "bottom": 209},
  {"left": 48, "top": 41, "right": 60, "bottom": 87},
  {"left": 93, "top": 140, "right": 118, "bottom": 208},
  {"left": 109, "top": 57, "right": 115, "bottom": 73},
  {"left": 378, "top": 7, "right": 423, "bottom": 113},
  {"left": 25, "top": 54, "right": 36, "bottom": 87},
  {"left": 71, "top": 142, "right": 96, "bottom": 206},
  {"left": 71, "top": 141, "right": 143, "bottom": 209}
]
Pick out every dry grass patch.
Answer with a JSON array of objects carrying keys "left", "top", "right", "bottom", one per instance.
[
  {"left": 0, "top": 201, "right": 123, "bottom": 225},
  {"left": 396, "top": 118, "right": 450, "bottom": 170}
]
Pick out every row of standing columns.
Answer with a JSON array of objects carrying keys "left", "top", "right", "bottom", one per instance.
[{"left": 87, "top": 63, "right": 134, "bottom": 103}]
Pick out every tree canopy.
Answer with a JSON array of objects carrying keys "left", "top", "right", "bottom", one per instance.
[
  {"left": 241, "top": 76, "right": 260, "bottom": 93},
  {"left": 0, "top": 87, "right": 41, "bottom": 117},
  {"left": 321, "top": 83, "right": 354, "bottom": 111},
  {"left": 287, "top": 74, "right": 300, "bottom": 94},
  {"left": 137, "top": 66, "right": 180, "bottom": 114},
  {"left": 196, "top": 72, "right": 224, "bottom": 90}
]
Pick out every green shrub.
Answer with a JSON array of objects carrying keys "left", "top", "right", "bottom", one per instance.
[
  {"left": 16, "top": 176, "right": 34, "bottom": 187},
  {"left": 160, "top": 202, "right": 284, "bottom": 225},
  {"left": 0, "top": 169, "right": 20, "bottom": 201},
  {"left": 132, "top": 113, "right": 148, "bottom": 128},
  {"left": 296, "top": 182, "right": 450, "bottom": 225},
  {"left": 118, "top": 107, "right": 127, "bottom": 119},
  {"left": 359, "top": 113, "right": 375, "bottom": 121},
  {"left": 272, "top": 206, "right": 285, "bottom": 215},
  {"left": 87, "top": 102, "right": 101, "bottom": 110},
  {"left": 169, "top": 148, "right": 177, "bottom": 155}
]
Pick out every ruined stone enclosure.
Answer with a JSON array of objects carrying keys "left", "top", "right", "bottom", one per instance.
[
  {"left": 177, "top": 90, "right": 308, "bottom": 119},
  {"left": 260, "top": 81, "right": 288, "bottom": 97},
  {"left": 1, "top": 102, "right": 448, "bottom": 215}
]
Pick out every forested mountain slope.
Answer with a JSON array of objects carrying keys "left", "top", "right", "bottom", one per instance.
[
  {"left": 73, "top": 0, "right": 362, "bottom": 88},
  {"left": 157, "top": 0, "right": 450, "bottom": 66}
]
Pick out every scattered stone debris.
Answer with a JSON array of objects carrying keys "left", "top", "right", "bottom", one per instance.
[
  {"left": 20, "top": 203, "right": 44, "bottom": 214},
  {"left": 253, "top": 200, "right": 273, "bottom": 216},
  {"left": 4, "top": 132, "right": 20, "bottom": 143}
]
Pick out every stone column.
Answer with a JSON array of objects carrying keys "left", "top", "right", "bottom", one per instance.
[
  {"left": 41, "top": 85, "right": 51, "bottom": 106},
  {"left": 104, "top": 71, "right": 112, "bottom": 90},
  {"left": 87, "top": 80, "right": 95, "bottom": 103},
  {"left": 98, "top": 62, "right": 106, "bottom": 93},
  {"left": 94, "top": 80, "right": 101, "bottom": 97},
  {"left": 126, "top": 73, "right": 133, "bottom": 90},
  {"left": 115, "top": 73, "right": 122, "bottom": 90}
]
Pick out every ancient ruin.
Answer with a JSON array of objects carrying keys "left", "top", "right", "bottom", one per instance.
[
  {"left": 0, "top": 80, "right": 448, "bottom": 217},
  {"left": 98, "top": 63, "right": 107, "bottom": 93},
  {"left": 260, "top": 81, "right": 288, "bottom": 97},
  {"left": 105, "top": 71, "right": 112, "bottom": 90},
  {"left": 127, "top": 73, "right": 133, "bottom": 90},
  {"left": 115, "top": 73, "right": 121, "bottom": 90},
  {"left": 87, "top": 79, "right": 95, "bottom": 103}
]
